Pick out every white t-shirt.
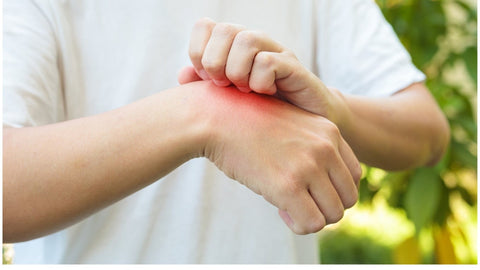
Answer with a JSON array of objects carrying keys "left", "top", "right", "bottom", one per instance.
[{"left": 3, "top": 0, "right": 425, "bottom": 264}]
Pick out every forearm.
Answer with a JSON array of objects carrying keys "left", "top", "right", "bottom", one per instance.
[
  {"left": 3, "top": 84, "right": 208, "bottom": 243},
  {"left": 337, "top": 83, "right": 450, "bottom": 171}
]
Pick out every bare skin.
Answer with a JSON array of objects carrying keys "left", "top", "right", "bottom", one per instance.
[
  {"left": 3, "top": 81, "right": 360, "bottom": 242},
  {"left": 3, "top": 17, "right": 449, "bottom": 243},
  {"left": 181, "top": 18, "right": 450, "bottom": 171}
]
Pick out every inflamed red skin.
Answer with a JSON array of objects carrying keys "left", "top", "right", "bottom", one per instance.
[{"left": 193, "top": 80, "right": 361, "bottom": 235}]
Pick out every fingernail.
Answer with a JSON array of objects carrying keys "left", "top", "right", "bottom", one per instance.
[
  {"left": 279, "top": 210, "right": 294, "bottom": 227},
  {"left": 237, "top": 87, "right": 251, "bottom": 93},
  {"left": 198, "top": 69, "right": 210, "bottom": 80},
  {"left": 213, "top": 79, "right": 231, "bottom": 87}
]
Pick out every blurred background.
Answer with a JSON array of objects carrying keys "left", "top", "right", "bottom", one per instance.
[
  {"left": 318, "top": 0, "right": 477, "bottom": 264},
  {"left": 2, "top": 0, "right": 477, "bottom": 265}
]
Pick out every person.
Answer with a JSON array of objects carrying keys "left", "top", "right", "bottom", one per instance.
[{"left": 3, "top": 0, "right": 449, "bottom": 264}]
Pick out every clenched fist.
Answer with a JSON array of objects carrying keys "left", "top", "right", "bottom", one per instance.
[
  {"left": 192, "top": 81, "right": 361, "bottom": 234},
  {"left": 179, "top": 18, "right": 350, "bottom": 127}
]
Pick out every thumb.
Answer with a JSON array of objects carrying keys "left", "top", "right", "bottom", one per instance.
[{"left": 177, "top": 66, "right": 203, "bottom": 85}]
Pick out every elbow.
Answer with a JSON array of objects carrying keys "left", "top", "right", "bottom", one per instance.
[
  {"left": 3, "top": 212, "right": 24, "bottom": 243},
  {"left": 386, "top": 109, "right": 450, "bottom": 171},
  {"left": 3, "top": 204, "right": 33, "bottom": 243},
  {"left": 3, "top": 215, "right": 49, "bottom": 243},
  {"left": 425, "top": 111, "right": 451, "bottom": 167},
  {"left": 3, "top": 223, "right": 20, "bottom": 244}
]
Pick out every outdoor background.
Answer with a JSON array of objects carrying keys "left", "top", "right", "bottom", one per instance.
[
  {"left": 3, "top": 0, "right": 478, "bottom": 264},
  {"left": 318, "top": 0, "right": 477, "bottom": 264}
]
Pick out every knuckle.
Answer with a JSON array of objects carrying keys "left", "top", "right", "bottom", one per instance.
[
  {"left": 343, "top": 189, "right": 359, "bottom": 209},
  {"left": 310, "top": 216, "right": 326, "bottom": 233},
  {"left": 255, "top": 52, "right": 275, "bottom": 68},
  {"left": 326, "top": 207, "right": 344, "bottom": 224},
  {"left": 279, "top": 174, "right": 304, "bottom": 197},
  {"left": 287, "top": 179, "right": 304, "bottom": 196},
  {"left": 225, "top": 67, "right": 247, "bottom": 83},
  {"left": 289, "top": 207, "right": 327, "bottom": 235},
  {"left": 324, "top": 121, "right": 341, "bottom": 138},
  {"left": 213, "top": 23, "right": 238, "bottom": 36},
  {"left": 300, "top": 158, "right": 321, "bottom": 178},
  {"left": 292, "top": 226, "right": 308, "bottom": 235},
  {"left": 352, "top": 162, "right": 363, "bottom": 183},
  {"left": 328, "top": 87, "right": 341, "bottom": 95},
  {"left": 315, "top": 140, "right": 336, "bottom": 157},
  {"left": 234, "top": 30, "right": 262, "bottom": 48},
  {"left": 201, "top": 57, "right": 224, "bottom": 74},
  {"left": 297, "top": 216, "right": 325, "bottom": 234},
  {"left": 194, "top": 17, "right": 216, "bottom": 30},
  {"left": 294, "top": 227, "right": 310, "bottom": 235},
  {"left": 283, "top": 49, "right": 298, "bottom": 59},
  {"left": 189, "top": 49, "right": 203, "bottom": 63}
]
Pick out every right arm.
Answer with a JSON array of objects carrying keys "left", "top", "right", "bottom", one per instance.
[
  {"left": 4, "top": 81, "right": 360, "bottom": 242},
  {"left": 3, "top": 83, "right": 208, "bottom": 243}
]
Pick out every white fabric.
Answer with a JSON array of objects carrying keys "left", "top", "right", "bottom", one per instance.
[{"left": 3, "top": 0, "right": 425, "bottom": 264}]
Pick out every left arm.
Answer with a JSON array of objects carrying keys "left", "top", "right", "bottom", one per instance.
[{"left": 334, "top": 82, "right": 450, "bottom": 171}]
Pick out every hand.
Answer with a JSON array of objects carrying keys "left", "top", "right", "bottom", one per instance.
[
  {"left": 179, "top": 18, "right": 350, "bottom": 127},
  {"left": 196, "top": 81, "right": 361, "bottom": 234}
]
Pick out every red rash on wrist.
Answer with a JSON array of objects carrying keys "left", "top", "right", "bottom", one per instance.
[
  {"left": 196, "top": 80, "right": 295, "bottom": 118},
  {"left": 184, "top": 80, "right": 319, "bottom": 147}
]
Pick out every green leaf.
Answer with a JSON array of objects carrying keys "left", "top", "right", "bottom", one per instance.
[
  {"left": 455, "top": 185, "right": 476, "bottom": 206},
  {"left": 450, "top": 139, "right": 477, "bottom": 169},
  {"left": 404, "top": 168, "right": 442, "bottom": 233},
  {"left": 452, "top": 117, "right": 477, "bottom": 141},
  {"left": 382, "top": 171, "right": 410, "bottom": 209},
  {"left": 433, "top": 143, "right": 451, "bottom": 173},
  {"left": 454, "top": 0, "right": 477, "bottom": 21},
  {"left": 463, "top": 46, "right": 477, "bottom": 83},
  {"left": 433, "top": 179, "right": 451, "bottom": 226},
  {"left": 358, "top": 177, "right": 379, "bottom": 204}
]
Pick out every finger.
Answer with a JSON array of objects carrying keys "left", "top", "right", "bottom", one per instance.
[
  {"left": 327, "top": 147, "right": 359, "bottom": 209},
  {"left": 282, "top": 190, "right": 326, "bottom": 235},
  {"left": 189, "top": 17, "right": 216, "bottom": 80},
  {"left": 338, "top": 137, "right": 362, "bottom": 188},
  {"left": 226, "top": 31, "right": 284, "bottom": 91},
  {"left": 307, "top": 172, "right": 345, "bottom": 225},
  {"left": 248, "top": 52, "right": 297, "bottom": 95},
  {"left": 278, "top": 209, "right": 294, "bottom": 228},
  {"left": 202, "top": 23, "right": 245, "bottom": 86},
  {"left": 177, "top": 66, "right": 202, "bottom": 85}
]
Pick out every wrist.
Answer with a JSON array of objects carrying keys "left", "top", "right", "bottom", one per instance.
[
  {"left": 141, "top": 82, "right": 215, "bottom": 162},
  {"left": 327, "top": 88, "right": 353, "bottom": 136},
  {"left": 169, "top": 82, "right": 217, "bottom": 160},
  {"left": 182, "top": 80, "right": 236, "bottom": 161},
  {"left": 172, "top": 80, "right": 243, "bottom": 161}
]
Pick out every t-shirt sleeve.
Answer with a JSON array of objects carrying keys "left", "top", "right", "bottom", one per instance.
[
  {"left": 316, "top": 0, "right": 426, "bottom": 97},
  {"left": 3, "top": 0, "right": 65, "bottom": 128}
]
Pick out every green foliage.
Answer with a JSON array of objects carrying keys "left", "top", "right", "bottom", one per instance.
[
  {"left": 404, "top": 168, "right": 443, "bottom": 234},
  {"left": 2, "top": 245, "right": 13, "bottom": 264},
  {"left": 379, "top": 0, "right": 448, "bottom": 69},
  {"left": 321, "top": 0, "right": 477, "bottom": 264},
  {"left": 376, "top": 0, "right": 477, "bottom": 236},
  {"left": 319, "top": 228, "right": 394, "bottom": 264}
]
